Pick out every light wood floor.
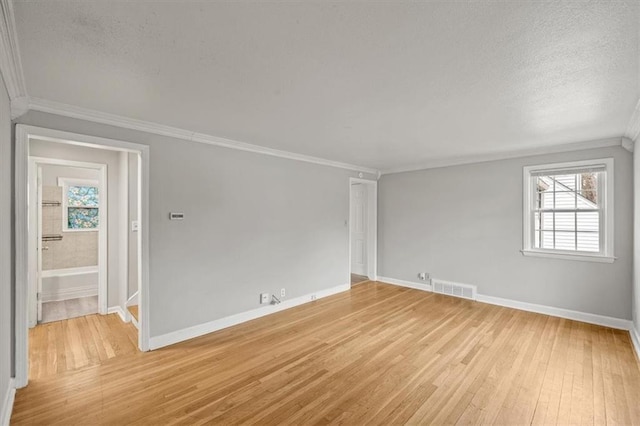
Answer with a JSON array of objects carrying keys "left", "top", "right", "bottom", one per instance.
[
  {"left": 13, "top": 281, "right": 640, "bottom": 425},
  {"left": 128, "top": 304, "right": 139, "bottom": 322},
  {"left": 28, "top": 312, "right": 138, "bottom": 381},
  {"left": 350, "top": 273, "right": 369, "bottom": 285}
]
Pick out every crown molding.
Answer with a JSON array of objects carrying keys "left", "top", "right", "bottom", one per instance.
[
  {"left": 10, "top": 94, "right": 27, "bottom": 119},
  {"left": 624, "top": 98, "right": 640, "bottom": 143},
  {"left": 380, "top": 137, "right": 627, "bottom": 175},
  {"left": 26, "top": 97, "right": 379, "bottom": 175},
  {"left": 621, "top": 137, "right": 634, "bottom": 152},
  {"left": 0, "top": 0, "right": 26, "bottom": 100}
]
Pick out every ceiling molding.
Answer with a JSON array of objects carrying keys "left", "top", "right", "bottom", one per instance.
[
  {"left": 0, "top": 0, "right": 26, "bottom": 100},
  {"left": 624, "top": 98, "right": 640, "bottom": 143},
  {"left": 27, "top": 97, "right": 379, "bottom": 175},
  {"left": 10, "top": 94, "right": 27, "bottom": 119},
  {"left": 380, "top": 137, "right": 626, "bottom": 175}
]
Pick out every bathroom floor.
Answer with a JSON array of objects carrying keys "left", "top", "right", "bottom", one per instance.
[{"left": 41, "top": 296, "right": 98, "bottom": 324}]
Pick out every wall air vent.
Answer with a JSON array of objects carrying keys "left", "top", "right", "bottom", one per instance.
[{"left": 431, "top": 279, "right": 477, "bottom": 301}]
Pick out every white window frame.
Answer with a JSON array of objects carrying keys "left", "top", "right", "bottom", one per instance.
[
  {"left": 58, "top": 177, "right": 100, "bottom": 232},
  {"left": 522, "top": 158, "right": 615, "bottom": 263}
]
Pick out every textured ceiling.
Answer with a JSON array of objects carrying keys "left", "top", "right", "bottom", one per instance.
[{"left": 13, "top": 1, "right": 640, "bottom": 170}]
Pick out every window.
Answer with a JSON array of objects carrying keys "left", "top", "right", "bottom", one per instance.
[
  {"left": 522, "top": 159, "right": 614, "bottom": 262},
  {"left": 58, "top": 178, "right": 100, "bottom": 231}
]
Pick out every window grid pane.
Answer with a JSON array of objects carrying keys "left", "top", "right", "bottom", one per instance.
[{"left": 533, "top": 171, "right": 601, "bottom": 253}]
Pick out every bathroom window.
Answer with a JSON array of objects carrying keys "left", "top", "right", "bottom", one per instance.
[{"left": 59, "top": 178, "right": 100, "bottom": 231}]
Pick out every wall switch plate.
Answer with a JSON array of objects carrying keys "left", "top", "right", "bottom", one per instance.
[
  {"left": 280, "top": 288, "right": 286, "bottom": 298},
  {"left": 169, "top": 212, "right": 184, "bottom": 220},
  {"left": 131, "top": 220, "right": 139, "bottom": 232},
  {"left": 260, "top": 293, "right": 269, "bottom": 304}
]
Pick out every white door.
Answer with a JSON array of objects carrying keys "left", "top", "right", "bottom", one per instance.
[
  {"left": 350, "top": 184, "right": 368, "bottom": 276},
  {"left": 36, "top": 166, "right": 43, "bottom": 323}
]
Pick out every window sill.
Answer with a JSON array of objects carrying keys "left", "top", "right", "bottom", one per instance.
[{"left": 520, "top": 250, "right": 616, "bottom": 263}]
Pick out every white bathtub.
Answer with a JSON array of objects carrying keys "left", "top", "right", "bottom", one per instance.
[{"left": 41, "top": 265, "right": 99, "bottom": 302}]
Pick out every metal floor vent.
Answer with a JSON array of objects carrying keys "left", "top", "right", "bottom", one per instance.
[{"left": 431, "top": 279, "right": 477, "bottom": 301}]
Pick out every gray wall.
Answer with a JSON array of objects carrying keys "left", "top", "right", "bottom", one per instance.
[
  {"left": 378, "top": 146, "right": 633, "bottom": 320},
  {"left": 16, "top": 111, "right": 374, "bottom": 337},
  {"left": 41, "top": 164, "right": 99, "bottom": 186},
  {"left": 0, "top": 76, "right": 12, "bottom": 415},
  {"left": 30, "top": 139, "right": 123, "bottom": 308}
]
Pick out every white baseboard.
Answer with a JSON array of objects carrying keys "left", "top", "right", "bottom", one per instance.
[
  {"left": 149, "top": 284, "right": 350, "bottom": 350},
  {"left": 476, "top": 294, "right": 633, "bottom": 331},
  {"left": 107, "top": 306, "right": 128, "bottom": 323},
  {"left": 377, "top": 276, "right": 433, "bottom": 292},
  {"left": 1, "top": 378, "right": 15, "bottom": 426},
  {"left": 630, "top": 326, "right": 640, "bottom": 361},
  {"left": 42, "top": 285, "right": 98, "bottom": 302}
]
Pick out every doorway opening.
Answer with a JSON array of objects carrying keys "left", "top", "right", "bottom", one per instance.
[
  {"left": 15, "top": 125, "right": 150, "bottom": 388},
  {"left": 349, "top": 177, "right": 377, "bottom": 286},
  {"left": 30, "top": 159, "right": 106, "bottom": 325}
]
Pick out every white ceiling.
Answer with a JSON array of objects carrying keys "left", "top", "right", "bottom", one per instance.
[{"left": 13, "top": 1, "right": 640, "bottom": 171}]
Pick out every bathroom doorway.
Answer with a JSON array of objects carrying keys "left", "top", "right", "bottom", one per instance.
[{"left": 31, "top": 159, "right": 106, "bottom": 324}]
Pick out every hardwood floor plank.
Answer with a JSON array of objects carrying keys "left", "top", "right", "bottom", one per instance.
[{"left": 13, "top": 281, "right": 640, "bottom": 425}]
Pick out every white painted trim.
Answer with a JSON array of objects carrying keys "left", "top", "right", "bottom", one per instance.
[
  {"left": 108, "top": 306, "right": 128, "bottom": 323},
  {"left": 349, "top": 177, "right": 378, "bottom": 283},
  {"left": 15, "top": 125, "right": 151, "bottom": 389},
  {"left": 41, "top": 284, "right": 98, "bottom": 302},
  {"left": 621, "top": 137, "right": 634, "bottom": 153},
  {"left": 0, "top": 378, "right": 15, "bottom": 426},
  {"left": 377, "top": 276, "right": 433, "bottom": 292},
  {"left": 149, "top": 284, "right": 350, "bottom": 350},
  {"left": 522, "top": 158, "right": 615, "bottom": 261},
  {"left": 118, "top": 151, "right": 129, "bottom": 328},
  {"left": 521, "top": 250, "right": 616, "bottom": 263},
  {"left": 380, "top": 137, "right": 625, "bottom": 175},
  {"left": 0, "top": 0, "right": 27, "bottom": 103},
  {"left": 630, "top": 326, "right": 640, "bottom": 362},
  {"left": 624, "top": 98, "right": 640, "bottom": 143},
  {"left": 476, "top": 293, "right": 632, "bottom": 331},
  {"left": 14, "top": 126, "right": 29, "bottom": 388},
  {"left": 41, "top": 265, "right": 98, "bottom": 277},
  {"left": 26, "top": 97, "right": 379, "bottom": 175}
]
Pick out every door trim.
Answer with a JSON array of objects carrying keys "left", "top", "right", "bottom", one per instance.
[
  {"left": 15, "top": 125, "right": 151, "bottom": 388},
  {"left": 29, "top": 156, "right": 108, "bottom": 324},
  {"left": 348, "top": 177, "right": 377, "bottom": 283}
]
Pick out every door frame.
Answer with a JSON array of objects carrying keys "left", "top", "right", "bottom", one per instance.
[
  {"left": 15, "top": 124, "right": 151, "bottom": 388},
  {"left": 348, "top": 177, "right": 377, "bottom": 283},
  {"left": 28, "top": 157, "right": 108, "bottom": 326}
]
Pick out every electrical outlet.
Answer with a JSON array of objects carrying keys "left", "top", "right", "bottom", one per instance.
[
  {"left": 280, "top": 288, "right": 286, "bottom": 298},
  {"left": 260, "top": 293, "right": 269, "bottom": 304},
  {"left": 418, "top": 272, "right": 430, "bottom": 281},
  {"left": 310, "top": 295, "right": 317, "bottom": 301}
]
